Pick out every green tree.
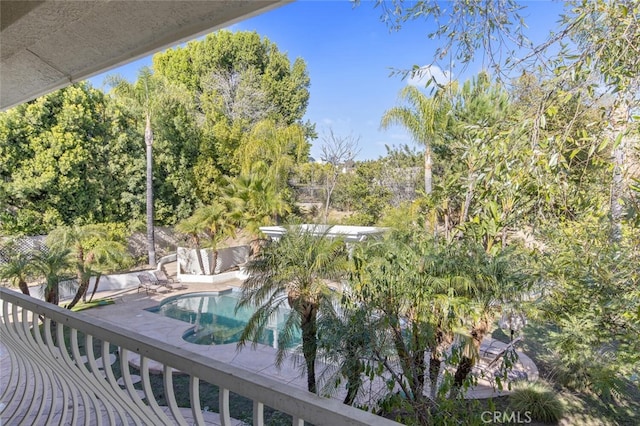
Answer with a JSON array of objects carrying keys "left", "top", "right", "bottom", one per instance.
[
  {"left": 447, "top": 242, "right": 527, "bottom": 395},
  {"left": 236, "top": 119, "right": 309, "bottom": 196},
  {"left": 224, "top": 173, "right": 290, "bottom": 233},
  {"left": 346, "top": 229, "right": 528, "bottom": 420},
  {"left": 332, "top": 160, "right": 392, "bottom": 225},
  {"left": 437, "top": 72, "right": 522, "bottom": 245},
  {"left": 348, "top": 233, "right": 456, "bottom": 421},
  {"left": 237, "top": 229, "right": 349, "bottom": 393},
  {"left": 203, "top": 66, "right": 274, "bottom": 127},
  {"left": 151, "top": 92, "right": 201, "bottom": 224},
  {"left": 33, "top": 247, "right": 73, "bottom": 306},
  {"left": 176, "top": 202, "right": 238, "bottom": 275},
  {"left": 381, "top": 84, "right": 452, "bottom": 195},
  {"left": 509, "top": 72, "right": 610, "bottom": 227},
  {"left": 0, "top": 83, "right": 137, "bottom": 234},
  {"left": 108, "top": 67, "right": 192, "bottom": 267},
  {"left": 538, "top": 219, "right": 640, "bottom": 398},
  {"left": 0, "top": 249, "right": 35, "bottom": 296},
  {"left": 153, "top": 30, "right": 311, "bottom": 126},
  {"left": 175, "top": 212, "right": 210, "bottom": 275},
  {"left": 153, "top": 31, "right": 313, "bottom": 189},
  {"left": 46, "top": 224, "right": 130, "bottom": 310},
  {"left": 367, "top": 0, "right": 640, "bottom": 242},
  {"left": 329, "top": 145, "right": 422, "bottom": 225},
  {"left": 317, "top": 304, "right": 373, "bottom": 405},
  {"left": 108, "top": 68, "right": 158, "bottom": 267},
  {"left": 559, "top": 1, "right": 640, "bottom": 242}
]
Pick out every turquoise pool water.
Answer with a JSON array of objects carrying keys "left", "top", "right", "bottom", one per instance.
[{"left": 148, "top": 291, "right": 299, "bottom": 348}]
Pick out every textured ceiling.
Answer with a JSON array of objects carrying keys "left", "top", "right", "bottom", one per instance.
[{"left": 0, "top": 0, "right": 288, "bottom": 110}]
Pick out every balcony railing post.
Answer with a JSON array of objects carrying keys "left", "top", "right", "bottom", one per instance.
[
  {"left": 219, "top": 387, "right": 231, "bottom": 426},
  {"left": 253, "top": 400, "right": 265, "bottom": 426}
]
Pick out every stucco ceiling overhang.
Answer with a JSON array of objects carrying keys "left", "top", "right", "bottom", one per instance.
[{"left": 0, "top": 0, "right": 289, "bottom": 111}]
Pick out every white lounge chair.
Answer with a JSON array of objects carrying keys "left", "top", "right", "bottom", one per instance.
[
  {"left": 153, "top": 270, "right": 185, "bottom": 290},
  {"left": 137, "top": 274, "right": 170, "bottom": 294}
]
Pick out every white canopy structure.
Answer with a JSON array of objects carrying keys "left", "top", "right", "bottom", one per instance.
[{"left": 260, "top": 224, "right": 388, "bottom": 242}]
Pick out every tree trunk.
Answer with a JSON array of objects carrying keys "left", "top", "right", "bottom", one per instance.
[
  {"left": 145, "top": 114, "right": 156, "bottom": 268},
  {"left": 390, "top": 321, "right": 424, "bottom": 402},
  {"left": 611, "top": 143, "right": 624, "bottom": 243},
  {"left": 300, "top": 305, "right": 318, "bottom": 393},
  {"left": 192, "top": 235, "right": 205, "bottom": 275},
  {"left": 249, "top": 238, "right": 266, "bottom": 258},
  {"left": 17, "top": 279, "right": 30, "bottom": 296},
  {"left": 452, "top": 355, "right": 474, "bottom": 395},
  {"left": 343, "top": 348, "right": 363, "bottom": 405},
  {"left": 67, "top": 277, "right": 89, "bottom": 310},
  {"left": 424, "top": 145, "right": 433, "bottom": 195},
  {"left": 429, "top": 354, "right": 441, "bottom": 400},
  {"left": 460, "top": 176, "right": 475, "bottom": 227},
  {"left": 195, "top": 248, "right": 206, "bottom": 275},
  {"left": 451, "top": 318, "right": 491, "bottom": 396},
  {"left": 411, "top": 323, "right": 426, "bottom": 398},
  {"left": 45, "top": 281, "right": 59, "bottom": 305},
  {"left": 444, "top": 211, "right": 450, "bottom": 241},
  {"left": 210, "top": 249, "right": 218, "bottom": 275},
  {"left": 430, "top": 328, "right": 454, "bottom": 399},
  {"left": 68, "top": 256, "right": 88, "bottom": 309},
  {"left": 88, "top": 273, "right": 102, "bottom": 302},
  {"left": 323, "top": 171, "right": 338, "bottom": 224}
]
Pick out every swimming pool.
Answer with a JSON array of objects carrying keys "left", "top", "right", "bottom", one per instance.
[{"left": 148, "top": 290, "right": 299, "bottom": 348}]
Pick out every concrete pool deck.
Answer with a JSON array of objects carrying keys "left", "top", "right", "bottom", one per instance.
[
  {"left": 79, "top": 281, "right": 313, "bottom": 388},
  {"left": 75, "top": 277, "right": 538, "bottom": 401}
]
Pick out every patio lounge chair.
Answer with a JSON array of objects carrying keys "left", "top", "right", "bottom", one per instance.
[
  {"left": 137, "top": 273, "right": 170, "bottom": 294},
  {"left": 152, "top": 270, "right": 185, "bottom": 290}
]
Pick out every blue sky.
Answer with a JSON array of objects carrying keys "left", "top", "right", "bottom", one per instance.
[{"left": 89, "top": 1, "right": 566, "bottom": 161}]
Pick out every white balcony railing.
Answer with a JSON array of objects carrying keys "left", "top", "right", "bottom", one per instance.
[{"left": 0, "top": 288, "right": 400, "bottom": 425}]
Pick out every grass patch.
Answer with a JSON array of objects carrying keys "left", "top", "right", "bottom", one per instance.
[
  {"left": 509, "top": 381, "right": 564, "bottom": 423},
  {"left": 69, "top": 298, "right": 115, "bottom": 312}
]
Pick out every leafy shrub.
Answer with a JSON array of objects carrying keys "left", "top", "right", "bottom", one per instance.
[{"left": 509, "top": 381, "right": 563, "bottom": 423}]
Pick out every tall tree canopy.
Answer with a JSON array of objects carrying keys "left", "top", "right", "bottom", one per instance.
[
  {"left": 1, "top": 30, "right": 311, "bottom": 238},
  {"left": 153, "top": 30, "right": 312, "bottom": 202},
  {"left": 0, "top": 83, "right": 145, "bottom": 235},
  {"left": 153, "top": 30, "right": 311, "bottom": 127}
]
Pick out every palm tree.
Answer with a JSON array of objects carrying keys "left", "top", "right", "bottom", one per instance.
[
  {"left": 32, "top": 247, "right": 73, "bottom": 305},
  {"left": 108, "top": 67, "right": 189, "bottom": 267},
  {"left": 225, "top": 172, "right": 290, "bottom": 231},
  {"left": 237, "top": 119, "right": 308, "bottom": 196},
  {"left": 380, "top": 84, "right": 453, "bottom": 195},
  {"left": 317, "top": 305, "right": 373, "bottom": 405},
  {"left": 177, "top": 202, "right": 238, "bottom": 275},
  {"left": 237, "top": 229, "right": 349, "bottom": 393},
  {"left": 447, "top": 242, "right": 526, "bottom": 396},
  {"left": 349, "top": 230, "right": 522, "bottom": 405},
  {"left": 198, "top": 202, "right": 238, "bottom": 274},
  {"left": 0, "top": 250, "right": 34, "bottom": 296},
  {"left": 175, "top": 209, "right": 211, "bottom": 275},
  {"left": 46, "top": 224, "right": 130, "bottom": 309},
  {"left": 350, "top": 233, "right": 463, "bottom": 404}
]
